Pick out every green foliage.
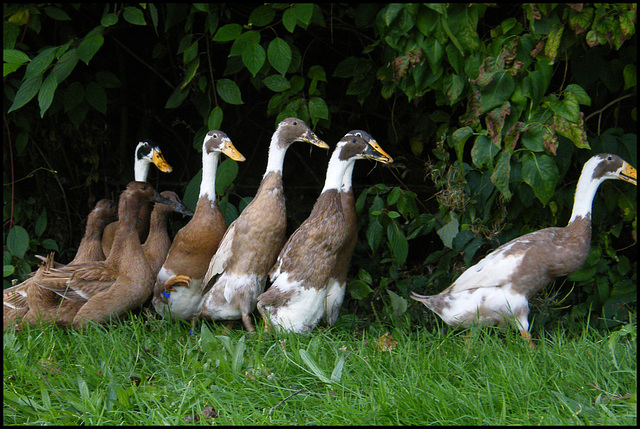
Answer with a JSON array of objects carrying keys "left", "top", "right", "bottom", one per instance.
[{"left": 2, "top": 4, "right": 637, "bottom": 331}]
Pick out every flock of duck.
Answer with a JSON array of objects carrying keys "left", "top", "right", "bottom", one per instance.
[{"left": 3, "top": 116, "right": 637, "bottom": 344}]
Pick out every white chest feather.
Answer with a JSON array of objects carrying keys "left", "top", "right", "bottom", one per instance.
[
  {"left": 201, "top": 272, "right": 264, "bottom": 320},
  {"left": 262, "top": 274, "right": 326, "bottom": 334}
]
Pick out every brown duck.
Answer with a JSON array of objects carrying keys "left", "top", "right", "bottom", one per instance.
[
  {"left": 257, "top": 130, "right": 393, "bottom": 333},
  {"left": 411, "top": 153, "right": 637, "bottom": 346}
]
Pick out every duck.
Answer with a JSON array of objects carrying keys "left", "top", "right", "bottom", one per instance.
[
  {"left": 152, "top": 131, "right": 245, "bottom": 318},
  {"left": 257, "top": 130, "right": 393, "bottom": 334},
  {"left": 24, "top": 181, "right": 174, "bottom": 329},
  {"left": 3, "top": 199, "right": 117, "bottom": 330},
  {"left": 101, "top": 140, "right": 173, "bottom": 257},
  {"left": 196, "top": 118, "right": 328, "bottom": 331},
  {"left": 324, "top": 161, "right": 358, "bottom": 326},
  {"left": 411, "top": 153, "right": 637, "bottom": 346},
  {"left": 142, "top": 191, "right": 193, "bottom": 278}
]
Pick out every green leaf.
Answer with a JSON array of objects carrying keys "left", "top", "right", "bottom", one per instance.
[
  {"left": 231, "top": 335, "right": 246, "bottom": 373},
  {"left": 123, "top": 6, "right": 146, "bottom": 26},
  {"left": 4, "top": 265, "right": 15, "bottom": 277},
  {"left": 216, "top": 158, "right": 239, "bottom": 195},
  {"left": 8, "top": 74, "right": 42, "bottom": 113},
  {"left": 263, "top": 74, "right": 291, "bottom": 92},
  {"left": 213, "top": 23, "right": 242, "bottom": 42},
  {"left": 293, "top": 3, "right": 314, "bottom": 27},
  {"left": 299, "top": 349, "right": 331, "bottom": 384},
  {"left": 387, "top": 289, "right": 408, "bottom": 317},
  {"left": 101, "top": 13, "right": 118, "bottom": 27},
  {"left": 564, "top": 84, "right": 591, "bottom": 106},
  {"left": 183, "top": 170, "right": 202, "bottom": 211},
  {"left": 216, "top": 79, "right": 243, "bottom": 105},
  {"left": 180, "top": 57, "right": 200, "bottom": 90},
  {"left": 24, "top": 47, "right": 56, "bottom": 80},
  {"left": 63, "top": 82, "right": 84, "bottom": 112},
  {"left": 267, "top": 38, "right": 292, "bottom": 76},
  {"left": 95, "top": 71, "right": 121, "bottom": 88},
  {"left": 242, "top": 42, "right": 266, "bottom": 77},
  {"left": 387, "top": 220, "right": 408, "bottom": 266},
  {"left": 366, "top": 217, "right": 383, "bottom": 252},
  {"left": 3, "top": 49, "right": 31, "bottom": 76},
  {"left": 77, "top": 32, "right": 104, "bottom": 65},
  {"left": 623, "top": 64, "right": 636, "bottom": 91},
  {"left": 44, "top": 6, "right": 71, "bottom": 21},
  {"left": 7, "top": 226, "right": 29, "bottom": 259},
  {"left": 308, "top": 97, "right": 329, "bottom": 126},
  {"left": 38, "top": 73, "right": 58, "bottom": 117},
  {"left": 208, "top": 106, "right": 223, "bottom": 130},
  {"left": 230, "top": 30, "right": 260, "bottom": 57},
  {"left": 437, "top": 215, "right": 459, "bottom": 249},
  {"left": 165, "top": 86, "right": 189, "bottom": 109},
  {"left": 521, "top": 151, "right": 559, "bottom": 205},
  {"left": 248, "top": 5, "right": 276, "bottom": 27},
  {"left": 330, "top": 355, "right": 345, "bottom": 383},
  {"left": 35, "top": 209, "right": 47, "bottom": 237},
  {"left": 470, "top": 135, "right": 499, "bottom": 169},
  {"left": 86, "top": 81, "right": 107, "bottom": 114},
  {"left": 480, "top": 70, "right": 515, "bottom": 113},
  {"left": 51, "top": 49, "right": 79, "bottom": 83},
  {"left": 282, "top": 8, "right": 298, "bottom": 33},
  {"left": 348, "top": 279, "right": 373, "bottom": 301},
  {"left": 490, "top": 150, "right": 512, "bottom": 199}
]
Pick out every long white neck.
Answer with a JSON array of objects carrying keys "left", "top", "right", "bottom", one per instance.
[
  {"left": 200, "top": 150, "right": 220, "bottom": 200},
  {"left": 264, "top": 132, "right": 288, "bottom": 177},
  {"left": 322, "top": 154, "right": 354, "bottom": 193},
  {"left": 134, "top": 159, "right": 150, "bottom": 182},
  {"left": 341, "top": 162, "right": 355, "bottom": 193},
  {"left": 568, "top": 164, "right": 607, "bottom": 223}
]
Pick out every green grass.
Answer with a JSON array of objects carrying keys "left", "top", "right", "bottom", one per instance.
[{"left": 3, "top": 314, "right": 637, "bottom": 425}]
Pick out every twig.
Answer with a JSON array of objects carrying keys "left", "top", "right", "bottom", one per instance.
[
  {"left": 111, "top": 37, "right": 174, "bottom": 89},
  {"left": 268, "top": 389, "right": 321, "bottom": 421},
  {"left": 584, "top": 93, "right": 635, "bottom": 135}
]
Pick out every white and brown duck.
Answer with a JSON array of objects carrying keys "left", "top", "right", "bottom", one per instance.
[
  {"left": 324, "top": 161, "right": 358, "bottom": 326},
  {"left": 411, "top": 153, "right": 637, "bottom": 346},
  {"left": 3, "top": 199, "right": 117, "bottom": 330},
  {"left": 197, "top": 118, "right": 329, "bottom": 331},
  {"left": 257, "top": 130, "right": 393, "bottom": 333},
  {"left": 152, "top": 131, "right": 245, "bottom": 319},
  {"left": 101, "top": 140, "right": 173, "bottom": 257},
  {"left": 24, "top": 181, "right": 175, "bottom": 329}
]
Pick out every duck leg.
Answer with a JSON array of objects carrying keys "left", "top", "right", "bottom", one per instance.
[
  {"left": 242, "top": 312, "right": 255, "bottom": 333},
  {"left": 520, "top": 331, "right": 535, "bottom": 349}
]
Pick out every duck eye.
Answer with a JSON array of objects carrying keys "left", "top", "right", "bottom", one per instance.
[
  {"left": 606, "top": 155, "right": 612, "bottom": 161},
  {"left": 292, "top": 121, "right": 297, "bottom": 126},
  {"left": 213, "top": 134, "right": 218, "bottom": 139},
  {"left": 356, "top": 133, "right": 362, "bottom": 137}
]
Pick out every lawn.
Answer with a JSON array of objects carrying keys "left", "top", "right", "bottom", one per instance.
[{"left": 3, "top": 314, "right": 637, "bottom": 425}]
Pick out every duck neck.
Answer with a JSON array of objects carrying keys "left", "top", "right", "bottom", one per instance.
[
  {"left": 341, "top": 162, "right": 355, "bottom": 194},
  {"left": 200, "top": 150, "right": 220, "bottom": 201},
  {"left": 134, "top": 158, "right": 150, "bottom": 182},
  {"left": 264, "top": 133, "right": 288, "bottom": 177},
  {"left": 321, "top": 156, "right": 354, "bottom": 193},
  {"left": 568, "top": 169, "right": 606, "bottom": 224}
]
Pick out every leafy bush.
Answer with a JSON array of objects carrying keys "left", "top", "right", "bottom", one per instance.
[{"left": 3, "top": 4, "right": 636, "bottom": 330}]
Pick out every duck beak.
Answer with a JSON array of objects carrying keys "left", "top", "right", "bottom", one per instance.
[
  {"left": 151, "top": 193, "right": 175, "bottom": 206},
  {"left": 221, "top": 138, "right": 246, "bottom": 162},
  {"left": 172, "top": 201, "right": 194, "bottom": 217},
  {"left": 364, "top": 138, "right": 393, "bottom": 164},
  {"left": 151, "top": 149, "right": 173, "bottom": 173},
  {"left": 619, "top": 161, "right": 637, "bottom": 186},
  {"left": 302, "top": 129, "right": 329, "bottom": 150}
]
